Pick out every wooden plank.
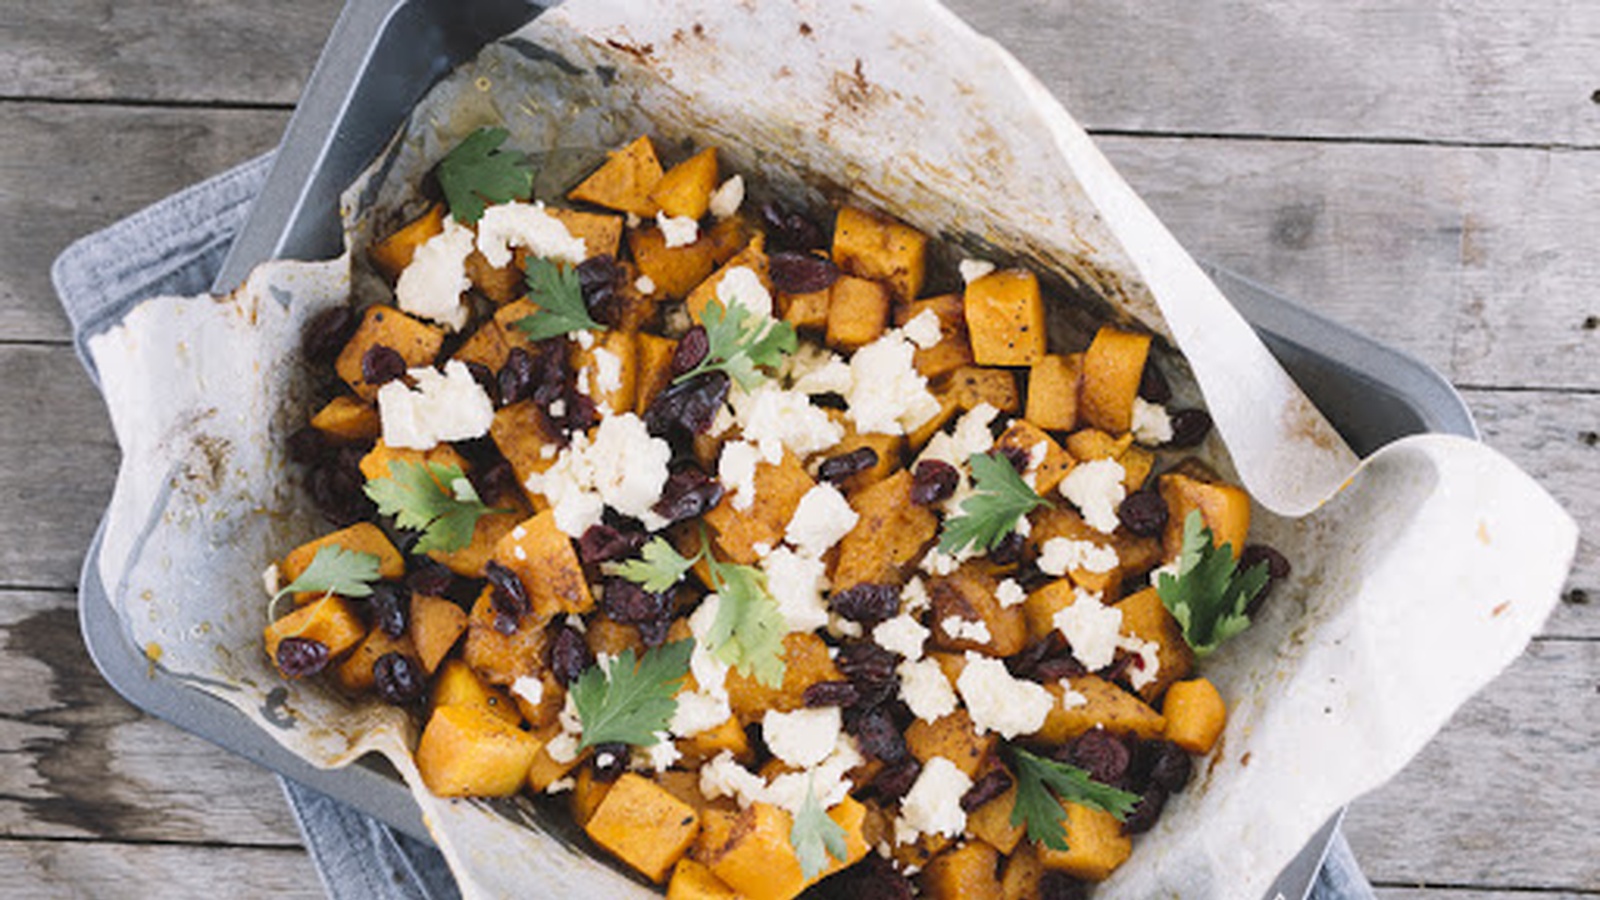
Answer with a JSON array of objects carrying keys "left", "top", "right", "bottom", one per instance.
[
  {"left": 0, "top": 102, "right": 290, "bottom": 343},
  {"left": 0, "top": 840, "right": 320, "bottom": 899},
  {"left": 1, "top": 0, "right": 340, "bottom": 106},
  {"left": 946, "top": 0, "right": 1600, "bottom": 148},
  {"left": 0, "top": 590, "right": 302, "bottom": 846},
  {"left": 1346, "top": 639, "right": 1600, "bottom": 892}
]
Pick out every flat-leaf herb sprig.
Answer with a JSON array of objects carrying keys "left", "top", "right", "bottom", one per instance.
[
  {"left": 1008, "top": 745, "right": 1140, "bottom": 851},
  {"left": 571, "top": 639, "right": 695, "bottom": 750},
  {"left": 513, "top": 258, "right": 601, "bottom": 341},
  {"left": 363, "top": 460, "right": 506, "bottom": 555},
  {"left": 790, "top": 775, "right": 849, "bottom": 879},
  {"left": 938, "top": 451, "right": 1050, "bottom": 555},
  {"left": 1156, "top": 510, "right": 1269, "bottom": 656},
  {"left": 436, "top": 126, "right": 534, "bottom": 224},
  {"left": 674, "top": 298, "right": 797, "bottom": 390},
  {"left": 268, "top": 544, "right": 382, "bottom": 619}
]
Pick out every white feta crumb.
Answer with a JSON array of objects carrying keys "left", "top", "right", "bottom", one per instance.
[
  {"left": 996, "top": 578, "right": 1027, "bottom": 609},
  {"left": 377, "top": 359, "right": 495, "bottom": 450},
  {"left": 731, "top": 383, "right": 845, "bottom": 461},
  {"left": 1037, "top": 537, "right": 1120, "bottom": 577},
  {"left": 699, "top": 752, "right": 767, "bottom": 808},
  {"left": 898, "top": 658, "right": 958, "bottom": 722},
  {"left": 260, "top": 563, "right": 280, "bottom": 598},
  {"left": 752, "top": 541, "right": 774, "bottom": 559},
  {"left": 672, "top": 689, "right": 732, "bottom": 738},
  {"left": 510, "top": 676, "right": 545, "bottom": 708},
  {"left": 785, "top": 344, "right": 853, "bottom": 395},
  {"left": 895, "top": 757, "right": 972, "bottom": 843},
  {"left": 919, "top": 547, "right": 962, "bottom": 576},
  {"left": 548, "top": 398, "right": 567, "bottom": 418},
  {"left": 1059, "top": 458, "right": 1128, "bottom": 534},
  {"left": 475, "top": 200, "right": 587, "bottom": 269},
  {"left": 917, "top": 403, "right": 1000, "bottom": 514},
  {"left": 595, "top": 750, "right": 617, "bottom": 770},
  {"left": 715, "top": 265, "right": 774, "bottom": 320},
  {"left": 1125, "top": 637, "right": 1163, "bottom": 691},
  {"left": 785, "top": 483, "right": 859, "bottom": 556},
  {"left": 830, "top": 615, "right": 864, "bottom": 639},
  {"left": 395, "top": 217, "right": 474, "bottom": 330},
  {"left": 573, "top": 330, "right": 596, "bottom": 350},
  {"left": 902, "top": 309, "right": 943, "bottom": 349},
  {"left": 524, "top": 412, "right": 673, "bottom": 536},
  {"left": 545, "top": 776, "right": 576, "bottom": 794},
  {"left": 545, "top": 731, "right": 581, "bottom": 764},
  {"left": 902, "top": 577, "right": 932, "bottom": 615},
  {"left": 958, "top": 258, "right": 996, "bottom": 284},
  {"left": 657, "top": 211, "right": 700, "bottom": 247},
  {"left": 764, "top": 733, "right": 862, "bottom": 814},
  {"left": 845, "top": 329, "right": 942, "bottom": 435},
  {"left": 764, "top": 707, "right": 842, "bottom": 768},
  {"left": 941, "top": 615, "right": 992, "bottom": 645},
  {"left": 625, "top": 211, "right": 642, "bottom": 228},
  {"left": 1058, "top": 684, "right": 1089, "bottom": 709},
  {"left": 956, "top": 652, "right": 1054, "bottom": 738},
  {"left": 590, "top": 346, "right": 624, "bottom": 395},
  {"left": 718, "top": 439, "right": 763, "bottom": 512},
  {"left": 1131, "top": 397, "right": 1174, "bottom": 446},
  {"left": 708, "top": 174, "right": 745, "bottom": 219},
  {"left": 873, "top": 613, "right": 930, "bottom": 661},
  {"left": 762, "top": 547, "right": 830, "bottom": 633},
  {"left": 634, "top": 274, "right": 657, "bottom": 296},
  {"left": 643, "top": 734, "right": 681, "bottom": 772},
  {"left": 564, "top": 613, "right": 587, "bottom": 634},
  {"left": 1051, "top": 588, "right": 1123, "bottom": 671}
]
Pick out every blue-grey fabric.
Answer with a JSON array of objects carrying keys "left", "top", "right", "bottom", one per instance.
[{"left": 52, "top": 153, "right": 1376, "bottom": 900}]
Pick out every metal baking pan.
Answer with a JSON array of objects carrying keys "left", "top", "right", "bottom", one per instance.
[{"left": 82, "top": 0, "right": 1477, "bottom": 896}]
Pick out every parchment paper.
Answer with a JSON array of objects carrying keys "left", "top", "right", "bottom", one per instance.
[{"left": 88, "top": 2, "right": 1577, "bottom": 898}]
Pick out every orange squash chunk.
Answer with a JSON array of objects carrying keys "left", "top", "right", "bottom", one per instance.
[
  {"left": 964, "top": 269, "right": 1046, "bottom": 366},
  {"left": 280, "top": 522, "right": 404, "bottom": 598},
  {"left": 334, "top": 306, "right": 445, "bottom": 401},
  {"left": 1162, "top": 677, "right": 1227, "bottom": 754},
  {"left": 263, "top": 595, "right": 366, "bottom": 675},
  {"left": 409, "top": 593, "right": 468, "bottom": 675},
  {"left": 415, "top": 704, "right": 540, "bottom": 797},
  {"left": 585, "top": 773, "right": 702, "bottom": 883},
  {"left": 1080, "top": 325, "right": 1151, "bottom": 435},
  {"left": 1035, "top": 803, "right": 1132, "bottom": 882},
  {"left": 568, "top": 135, "right": 664, "bottom": 216},
  {"left": 1026, "top": 353, "right": 1082, "bottom": 432},
  {"left": 648, "top": 147, "right": 719, "bottom": 220},
  {"left": 1158, "top": 472, "right": 1252, "bottom": 560},
  {"left": 430, "top": 658, "right": 521, "bottom": 726},
  {"left": 832, "top": 205, "right": 926, "bottom": 302},
  {"left": 491, "top": 510, "right": 594, "bottom": 617},
  {"left": 309, "top": 395, "right": 381, "bottom": 443},
  {"left": 370, "top": 203, "right": 445, "bottom": 280}
]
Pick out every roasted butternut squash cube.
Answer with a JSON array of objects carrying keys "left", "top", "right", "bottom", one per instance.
[
  {"left": 635, "top": 332, "right": 679, "bottom": 415},
  {"left": 907, "top": 391, "right": 962, "bottom": 450},
  {"left": 946, "top": 365, "right": 1020, "bottom": 413},
  {"left": 453, "top": 322, "right": 513, "bottom": 374},
  {"left": 1027, "top": 505, "right": 1163, "bottom": 585},
  {"left": 492, "top": 510, "right": 594, "bottom": 617},
  {"left": 629, "top": 225, "right": 726, "bottom": 302},
  {"left": 525, "top": 722, "right": 587, "bottom": 792},
  {"left": 964, "top": 269, "right": 1046, "bottom": 366},
  {"left": 676, "top": 714, "right": 753, "bottom": 767},
  {"left": 584, "top": 614, "right": 648, "bottom": 661},
  {"left": 547, "top": 207, "right": 625, "bottom": 260},
  {"left": 569, "top": 764, "right": 614, "bottom": 827},
  {"left": 568, "top": 135, "right": 664, "bottom": 216},
  {"left": 1114, "top": 587, "right": 1194, "bottom": 702},
  {"left": 431, "top": 658, "right": 521, "bottom": 726},
  {"left": 416, "top": 704, "right": 540, "bottom": 797},
  {"left": 897, "top": 293, "right": 975, "bottom": 380},
  {"left": 357, "top": 440, "right": 469, "bottom": 483},
  {"left": 820, "top": 413, "right": 903, "bottom": 494},
  {"left": 831, "top": 469, "right": 938, "bottom": 591},
  {"left": 1000, "top": 842, "right": 1045, "bottom": 900},
  {"left": 426, "top": 507, "right": 526, "bottom": 577},
  {"left": 928, "top": 565, "right": 1028, "bottom": 657},
  {"left": 1036, "top": 676, "right": 1166, "bottom": 743},
  {"left": 280, "top": 522, "right": 405, "bottom": 599},
  {"left": 779, "top": 286, "right": 831, "bottom": 331},
  {"left": 649, "top": 147, "right": 719, "bottom": 220},
  {"left": 488, "top": 401, "right": 560, "bottom": 508},
  {"left": 570, "top": 328, "right": 638, "bottom": 414},
  {"left": 370, "top": 204, "right": 445, "bottom": 280},
  {"left": 1036, "top": 803, "right": 1132, "bottom": 882},
  {"left": 335, "top": 306, "right": 445, "bottom": 401},
  {"left": 832, "top": 206, "right": 926, "bottom": 302},
  {"left": 332, "top": 627, "right": 415, "bottom": 695},
  {"left": 702, "top": 448, "right": 814, "bottom": 565},
  {"left": 491, "top": 297, "right": 542, "bottom": 353},
  {"left": 1158, "top": 472, "right": 1252, "bottom": 561},
  {"left": 686, "top": 235, "right": 770, "bottom": 323},
  {"left": 1022, "top": 578, "right": 1077, "bottom": 642},
  {"left": 825, "top": 275, "right": 892, "bottom": 350},
  {"left": 921, "top": 841, "right": 1003, "bottom": 900},
  {"left": 464, "top": 245, "right": 526, "bottom": 303},
  {"left": 310, "top": 395, "right": 381, "bottom": 443},
  {"left": 585, "top": 773, "right": 702, "bottom": 883},
  {"left": 462, "top": 586, "right": 548, "bottom": 686},
  {"left": 263, "top": 596, "right": 369, "bottom": 676},
  {"left": 996, "top": 419, "right": 1074, "bottom": 497},
  {"left": 966, "top": 774, "right": 1026, "bottom": 855},
  {"left": 1026, "top": 353, "right": 1082, "bottom": 432},
  {"left": 725, "top": 633, "right": 842, "bottom": 723},
  {"left": 905, "top": 708, "right": 995, "bottom": 779},
  {"left": 408, "top": 593, "right": 468, "bottom": 675},
  {"left": 1163, "top": 677, "right": 1227, "bottom": 754},
  {"left": 667, "top": 858, "right": 741, "bottom": 900},
  {"left": 703, "top": 798, "right": 868, "bottom": 900},
  {"left": 892, "top": 831, "right": 954, "bottom": 871},
  {"left": 1080, "top": 326, "right": 1151, "bottom": 435}
]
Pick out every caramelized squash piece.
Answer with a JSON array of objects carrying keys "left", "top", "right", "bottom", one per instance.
[
  {"left": 649, "top": 147, "right": 719, "bottom": 220},
  {"left": 1035, "top": 802, "right": 1132, "bottom": 882},
  {"left": 832, "top": 205, "right": 927, "bottom": 302},
  {"left": 964, "top": 269, "right": 1046, "bottom": 366},
  {"left": 1163, "top": 677, "right": 1228, "bottom": 754},
  {"left": 585, "top": 773, "right": 702, "bottom": 883},
  {"left": 370, "top": 204, "right": 445, "bottom": 279},
  {"left": 416, "top": 704, "right": 539, "bottom": 797},
  {"left": 568, "top": 135, "right": 664, "bottom": 216},
  {"left": 334, "top": 306, "right": 445, "bottom": 401},
  {"left": 264, "top": 595, "right": 366, "bottom": 675},
  {"left": 1080, "top": 325, "right": 1151, "bottom": 434}
]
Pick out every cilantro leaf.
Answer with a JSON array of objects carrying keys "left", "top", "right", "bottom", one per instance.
[
  {"left": 1156, "top": 510, "right": 1270, "bottom": 656},
  {"left": 938, "top": 451, "right": 1050, "bottom": 555},
  {"left": 363, "top": 460, "right": 506, "bottom": 555},
  {"left": 572, "top": 639, "right": 695, "bottom": 750},
  {"left": 272, "top": 544, "right": 381, "bottom": 608},
  {"left": 513, "top": 258, "right": 601, "bottom": 341},
  {"left": 603, "top": 537, "right": 701, "bottom": 593},
  {"left": 436, "top": 126, "right": 534, "bottom": 224},
  {"left": 1008, "top": 745, "right": 1140, "bottom": 852},
  {"left": 675, "top": 296, "right": 797, "bottom": 390},
  {"left": 790, "top": 774, "right": 849, "bottom": 880},
  {"left": 705, "top": 551, "right": 788, "bottom": 687}
]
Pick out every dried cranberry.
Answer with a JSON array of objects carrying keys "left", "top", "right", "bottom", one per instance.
[
  {"left": 768, "top": 251, "right": 840, "bottom": 294},
  {"left": 407, "top": 563, "right": 455, "bottom": 599},
  {"left": 528, "top": 339, "right": 571, "bottom": 407},
  {"left": 845, "top": 705, "right": 906, "bottom": 763},
  {"left": 470, "top": 458, "right": 519, "bottom": 506},
  {"left": 547, "top": 623, "right": 593, "bottom": 686},
  {"left": 302, "top": 306, "right": 358, "bottom": 365},
  {"left": 910, "top": 459, "right": 959, "bottom": 506},
  {"left": 1068, "top": 729, "right": 1132, "bottom": 785},
  {"left": 576, "top": 255, "right": 623, "bottom": 325},
  {"left": 485, "top": 560, "right": 531, "bottom": 620},
  {"left": 1117, "top": 489, "right": 1169, "bottom": 537},
  {"left": 870, "top": 757, "right": 921, "bottom": 804},
  {"left": 589, "top": 741, "right": 630, "bottom": 782},
  {"left": 497, "top": 347, "right": 537, "bottom": 406},
  {"left": 651, "top": 467, "right": 726, "bottom": 524},
  {"left": 644, "top": 371, "right": 730, "bottom": 439},
  {"left": 759, "top": 200, "right": 826, "bottom": 252},
  {"left": 808, "top": 854, "right": 913, "bottom": 900},
  {"left": 601, "top": 577, "right": 672, "bottom": 625},
  {"left": 998, "top": 445, "right": 1030, "bottom": 474},
  {"left": 1167, "top": 408, "right": 1214, "bottom": 448},
  {"left": 578, "top": 523, "right": 647, "bottom": 567},
  {"left": 308, "top": 446, "right": 376, "bottom": 526},
  {"left": 817, "top": 447, "right": 878, "bottom": 485},
  {"left": 635, "top": 617, "right": 671, "bottom": 647},
  {"left": 1240, "top": 543, "right": 1290, "bottom": 617},
  {"left": 803, "top": 680, "right": 859, "bottom": 708},
  {"left": 286, "top": 426, "right": 331, "bottom": 466},
  {"left": 560, "top": 388, "right": 599, "bottom": 433},
  {"left": 275, "top": 636, "right": 330, "bottom": 678},
  {"left": 988, "top": 531, "right": 1026, "bottom": 566},
  {"left": 367, "top": 582, "right": 409, "bottom": 638},
  {"left": 1033, "top": 655, "right": 1088, "bottom": 682},
  {"left": 829, "top": 583, "right": 900, "bottom": 623},
  {"left": 1144, "top": 740, "right": 1194, "bottom": 793},
  {"left": 1122, "top": 786, "right": 1168, "bottom": 835},
  {"left": 1038, "top": 871, "right": 1091, "bottom": 900},
  {"left": 1006, "top": 633, "right": 1066, "bottom": 680},
  {"left": 836, "top": 641, "right": 898, "bottom": 697},
  {"left": 1138, "top": 362, "right": 1172, "bottom": 404},
  {"left": 671, "top": 326, "right": 710, "bottom": 377},
  {"left": 960, "top": 768, "right": 1015, "bottom": 812},
  {"left": 361, "top": 344, "right": 407, "bottom": 386},
  {"left": 373, "top": 653, "right": 426, "bottom": 705}
]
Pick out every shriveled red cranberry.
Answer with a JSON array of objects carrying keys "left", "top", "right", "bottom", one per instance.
[
  {"left": 590, "top": 741, "right": 631, "bottom": 782},
  {"left": 1240, "top": 543, "right": 1291, "bottom": 617},
  {"left": 302, "top": 305, "right": 358, "bottom": 365},
  {"left": 651, "top": 467, "right": 725, "bottom": 524},
  {"left": 960, "top": 768, "right": 1015, "bottom": 812},
  {"left": 275, "top": 636, "right": 330, "bottom": 678},
  {"left": 1038, "top": 871, "right": 1091, "bottom": 900},
  {"left": 1138, "top": 361, "right": 1172, "bottom": 404},
  {"left": 1006, "top": 633, "right": 1066, "bottom": 680},
  {"left": 759, "top": 200, "right": 826, "bottom": 252},
  {"left": 407, "top": 563, "right": 455, "bottom": 599},
  {"left": 768, "top": 251, "right": 841, "bottom": 294},
  {"left": 644, "top": 371, "right": 730, "bottom": 439},
  {"left": 829, "top": 583, "right": 901, "bottom": 624},
  {"left": 546, "top": 622, "right": 593, "bottom": 686},
  {"left": 910, "top": 459, "right": 959, "bottom": 506},
  {"left": 578, "top": 523, "right": 647, "bottom": 567},
  {"left": 1143, "top": 740, "right": 1194, "bottom": 793},
  {"left": 988, "top": 531, "right": 1027, "bottom": 566},
  {"left": 485, "top": 560, "right": 531, "bottom": 621},
  {"left": 373, "top": 652, "right": 427, "bottom": 705},
  {"left": 367, "top": 582, "right": 410, "bottom": 638},
  {"left": 836, "top": 641, "right": 898, "bottom": 700},
  {"left": 808, "top": 853, "right": 914, "bottom": 900},
  {"left": 803, "top": 680, "right": 860, "bottom": 708},
  {"left": 670, "top": 326, "right": 710, "bottom": 377},
  {"left": 1067, "top": 729, "right": 1132, "bottom": 785},
  {"left": 870, "top": 757, "right": 921, "bottom": 804},
  {"left": 998, "top": 445, "right": 1030, "bottom": 474},
  {"left": 1033, "top": 655, "right": 1088, "bottom": 682},
  {"left": 497, "top": 347, "right": 537, "bottom": 406},
  {"left": 576, "top": 255, "right": 623, "bottom": 326},
  {"left": 361, "top": 344, "right": 408, "bottom": 386},
  {"left": 560, "top": 387, "right": 600, "bottom": 433},
  {"left": 469, "top": 458, "right": 519, "bottom": 507},
  {"left": 1117, "top": 489, "right": 1169, "bottom": 537},
  {"left": 845, "top": 705, "right": 906, "bottom": 763},
  {"left": 308, "top": 446, "right": 376, "bottom": 526},
  {"left": 1167, "top": 408, "right": 1214, "bottom": 448},
  {"left": 817, "top": 447, "right": 878, "bottom": 485},
  {"left": 1122, "top": 786, "right": 1168, "bottom": 835},
  {"left": 601, "top": 577, "right": 672, "bottom": 625},
  {"left": 528, "top": 339, "right": 571, "bottom": 407}
]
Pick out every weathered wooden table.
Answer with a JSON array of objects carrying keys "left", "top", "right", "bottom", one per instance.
[{"left": 2, "top": 2, "right": 1594, "bottom": 897}]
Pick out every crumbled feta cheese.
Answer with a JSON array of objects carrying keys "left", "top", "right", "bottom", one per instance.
[
  {"left": 1051, "top": 588, "right": 1123, "bottom": 671},
  {"left": 873, "top": 613, "right": 930, "bottom": 661},
  {"left": 762, "top": 548, "right": 830, "bottom": 633},
  {"left": 764, "top": 707, "right": 842, "bottom": 768},
  {"left": 657, "top": 212, "right": 700, "bottom": 248},
  {"left": 700, "top": 752, "right": 768, "bottom": 808},
  {"left": 785, "top": 483, "right": 859, "bottom": 556},
  {"left": 1059, "top": 458, "right": 1128, "bottom": 534},
  {"left": 918, "top": 403, "right": 1000, "bottom": 513},
  {"left": 395, "top": 217, "right": 474, "bottom": 330},
  {"left": 715, "top": 266, "right": 773, "bottom": 320},
  {"left": 764, "top": 733, "right": 862, "bottom": 814},
  {"left": 377, "top": 360, "right": 495, "bottom": 450},
  {"left": 731, "top": 383, "right": 845, "bottom": 461},
  {"left": 901, "top": 309, "right": 943, "bottom": 349},
  {"left": 941, "top": 615, "right": 991, "bottom": 644},
  {"left": 895, "top": 757, "right": 972, "bottom": 843},
  {"left": 752, "top": 541, "right": 774, "bottom": 559},
  {"left": 1131, "top": 397, "right": 1174, "bottom": 446},
  {"left": 830, "top": 615, "right": 864, "bottom": 639},
  {"left": 956, "top": 653, "right": 1054, "bottom": 738},
  {"left": 546, "top": 776, "right": 576, "bottom": 794},
  {"left": 1059, "top": 684, "right": 1089, "bottom": 709},
  {"left": 785, "top": 344, "right": 853, "bottom": 395},
  {"left": 845, "top": 329, "right": 942, "bottom": 435},
  {"left": 902, "top": 578, "right": 933, "bottom": 616},
  {"left": 1037, "top": 537, "right": 1120, "bottom": 577},
  {"left": 898, "top": 658, "right": 958, "bottom": 722},
  {"left": 672, "top": 598, "right": 735, "bottom": 737},
  {"left": 590, "top": 346, "right": 624, "bottom": 395},
  {"left": 625, "top": 212, "right": 642, "bottom": 229},
  {"left": 511, "top": 676, "right": 545, "bottom": 708},
  {"left": 1125, "top": 637, "right": 1163, "bottom": 691},
  {"left": 643, "top": 734, "right": 681, "bottom": 772},
  {"left": 708, "top": 174, "right": 745, "bottom": 219},
  {"left": 573, "top": 330, "right": 595, "bottom": 350},
  {"left": 475, "top": 200, "right": 587, "bottom": 268},
  {"left": 919, "top": 547, "right": 962, "bottom": 576},
  {"left": 718, "top": 440, "right": 763, "bottom": 512},
  {"left": 958, "top": 258, "right": 996, "bottom": 284},
  {"left": 260, "top": 563, "right": 280, "bottom": 598},
  {"left": 595, "top": 750, "right": 618, "bottom": 770},
  {"left": 525, "top": 412, "right": 673, "bottom": 536},
  {"left": 672, "top": 689, "right": 732, "bottom": 737},
  {"left": 545, "top": 731, "right": 580, "bottom": 764},
  {"left": 995, "top": 578, "right": 1027, "bottom": 609},
  {"left": 634, "top": 274, "right": 657, "bottom": 295}
]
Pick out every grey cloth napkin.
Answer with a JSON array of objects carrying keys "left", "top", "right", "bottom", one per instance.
[{"left": 51, "top": 153, "right": 1376, "bottom": 900}]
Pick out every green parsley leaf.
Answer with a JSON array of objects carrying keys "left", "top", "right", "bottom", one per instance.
[
  {"left": 603, "top": 537, "right": 701, "bottom": 593},
  {"left": 571, "top": 639, "right": 695, "bottom": 750},
  {"left": 270, "top": 545, "right": 382, "bottom": 619},
  {"left": 790, "top": 774, "right": 849, "bottom": 880},
  {"left": 1008, "top": 745, "right": 1140, "bottom": 852},
  {"left": 704, "top": 550, "right": 788, "bottom": 687},
  {"left": 436, "top": 126, "right": 534, "bottom": 224},
  {"left": 938, "top": 451, "right": 1050, "bottom": 555},
  {"left": 513, "top": 258, "right": 601, "bottom": 341},
  {"left": 363, "top": 460, "right": 506, "bottom": 555},
  {"left": 1156, "top": 510, "right": 1271, "bottom": 656},
  {"left": 674, "top": 296, "right": 798, "bottom": 390}
]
